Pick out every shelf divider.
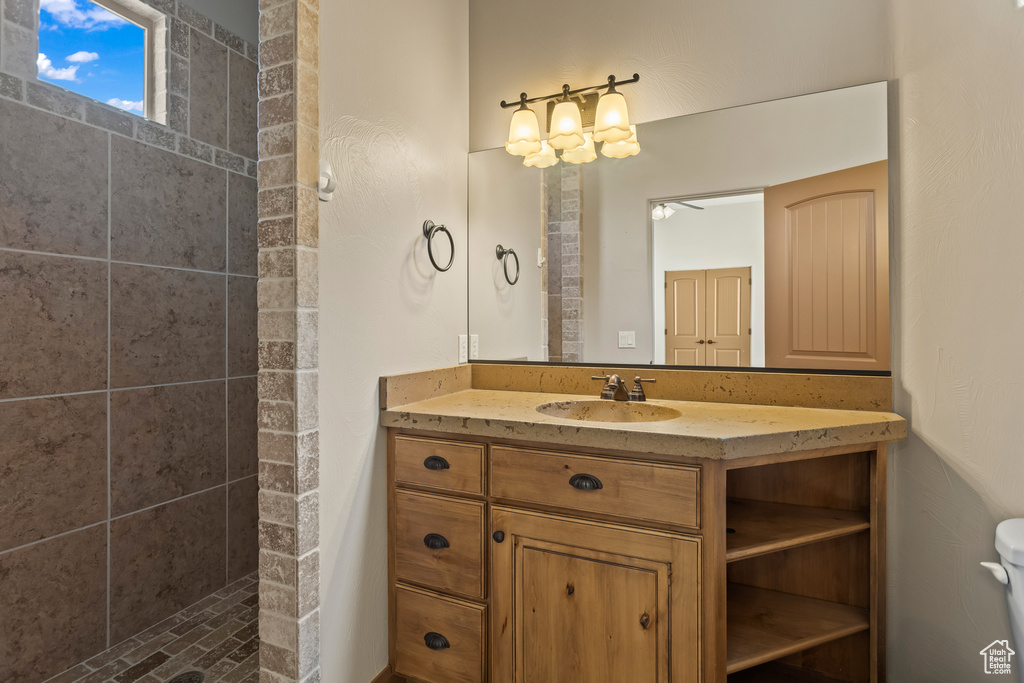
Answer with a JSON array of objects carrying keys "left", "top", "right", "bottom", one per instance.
[
  {"left": 727, "top": 584, "right": 869, "bottom": 674},
  {"left": 726, "top": 498, "right": 869, "bottom": 563}
]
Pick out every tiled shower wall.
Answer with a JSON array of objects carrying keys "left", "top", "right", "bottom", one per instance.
[
  {"left": 544, "top": 163, "right": 584, "bottom": 362},
  {"left": 0, "top": 1, "right": 260, "bottom": 680}
]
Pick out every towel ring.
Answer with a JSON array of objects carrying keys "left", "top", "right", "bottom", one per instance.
[
  {"left": 496, "top": 245, "right": 520, "bottom": 285},
  {"left": 422, "top": 220, "right": 455, "bottom": 272}
]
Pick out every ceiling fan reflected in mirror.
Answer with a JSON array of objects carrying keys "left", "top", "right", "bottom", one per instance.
[{"left": 652, "top": 201, "right": 704, "bottom": 220}]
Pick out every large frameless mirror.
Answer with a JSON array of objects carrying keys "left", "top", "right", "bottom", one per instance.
[{"left": 468, "top": 81, "right": 890, "bottom": 373}]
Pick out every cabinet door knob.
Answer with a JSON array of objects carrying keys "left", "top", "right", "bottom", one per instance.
[
  {"left": 569, "top": 473, "right": 603, "bottom": 491},
  {"left": 492, "top": 530, "right": 505, "bottom": 543},
  {"left": 707, "top": 339, "right": 718, "bottom": 344},
  {"left": 424, "top": 632, "right": 450, "bottom": 650},
  {"left": 696, "top": 339, "right": 705, "bottom": 344},
  {"left": 423, "top": 455, "right": 450, "bottom": 470},
  {"left": 423, "top": 533, "right": 450, "bottom": 550}
]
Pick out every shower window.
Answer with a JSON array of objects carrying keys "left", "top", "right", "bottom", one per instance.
[{"left": 37, "top": 0, "right": 165, "bottom": 121}]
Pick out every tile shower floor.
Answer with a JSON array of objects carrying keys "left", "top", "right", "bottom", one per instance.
[{"left": 46, "top": 573, "right": 259, "bottom": 683}]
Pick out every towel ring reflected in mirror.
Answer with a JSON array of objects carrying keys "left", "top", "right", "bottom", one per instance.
[
  {"left": 422, "top": 220, "right": 455, "bottom": 272},
  {"left": 496, "top": 245, "right": 520, "bottom": 285}
]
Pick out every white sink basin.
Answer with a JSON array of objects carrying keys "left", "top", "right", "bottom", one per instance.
[{"left": 536, "top": 400, "right": 682, "bottom": 423}]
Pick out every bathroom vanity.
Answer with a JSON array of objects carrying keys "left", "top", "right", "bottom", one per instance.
[{"left": 379, "top": 365, "right": 905, "bottom": 683}]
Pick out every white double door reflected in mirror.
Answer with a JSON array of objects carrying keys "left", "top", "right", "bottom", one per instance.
[{"left": 665, "top": 268, "right": 752, "bottom": 367}]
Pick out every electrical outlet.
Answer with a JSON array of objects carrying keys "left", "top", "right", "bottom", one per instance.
[
  {"left": 617, "top": 331, "right": 636, "bottom": 349},
  {"left": 458, "top": 335, "right": 468, "bottom": 363},
  {"left": 470, "top": 335, "right": 479, "bottom": 359}
]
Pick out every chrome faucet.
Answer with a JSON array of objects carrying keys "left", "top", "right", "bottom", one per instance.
[
  {"left": 592, "top": 374, "right": 658, "bottom": 402},
  {"left": 591, "top": 374, "right": 631, "bottom": 401}
]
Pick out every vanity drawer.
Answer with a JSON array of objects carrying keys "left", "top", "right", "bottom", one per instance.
[
  {"left": 395, "top": 585, "right": 486, "bottom": 683},
  {"left": 395, "top": 490, "right": 485, "bottom": 599},
  {"left": 489, "top": 446, "right": 700, "bottom": 529},
  {"left": 394, "top": 435, "right": 485, "bottom": 495}
]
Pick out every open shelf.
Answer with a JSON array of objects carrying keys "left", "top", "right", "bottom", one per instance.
[
  {"left": 726, "top": 499, "right": 869, "bottom": 563},
  {"left": 726, "top": 584, "right": 869, "bottom": 674},
  {"left": 727, "top": 661, "right": 854, "bottom": 683}
]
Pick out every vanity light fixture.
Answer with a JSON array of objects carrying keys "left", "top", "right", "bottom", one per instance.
[
  {"left": 548, "top": 93, "right": 586, "bottom": 150},
  {"left": 523, "top": 140, "right": 559, "bottom": 168},
  {"left": 561, "top": 132, "right": 597, "bottom": 164},
  {"left": 501, "top": 73, "right": 640, "bottom": 166},
  {"left": 504, "top": 98, "right": 542, "bottom": 157},
  {"left": 593, "top": 78, "right": 633, "bottom": 143},
  {"left": 600, "top": 125, "right": 640, "bottom": 158}
]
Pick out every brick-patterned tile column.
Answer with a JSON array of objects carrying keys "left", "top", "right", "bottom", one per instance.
[
  {"left": 256, "top": 1, "right": 321, "bottom": 682},
  {"left": 559, "top": 164, "right": 583, "bottom": 361}
]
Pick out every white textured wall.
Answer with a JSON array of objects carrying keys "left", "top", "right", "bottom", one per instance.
[
  {"left": 468, "top": 149, "right": 545, "bottom": 361},
  {"left": 469, "top": 0, "right": 890, "bottom": 152},
  {"left": 652, "top": 197, "right": 765, "bottom": 367},
  {"left": 180, "top": 0, "right": 257, "bottom": 43},
  {"left": 317, "top": 1, "right": 468, "bottom": 680},
  {"left": 888, "top": 0, "right": 1024, "bottom": 678}
]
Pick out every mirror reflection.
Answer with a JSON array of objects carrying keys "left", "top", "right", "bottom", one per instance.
[{"left": 468, "top": 82, "right": 889, "bottom": 372}]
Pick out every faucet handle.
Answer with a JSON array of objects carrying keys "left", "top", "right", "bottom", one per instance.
[
  {"left": 628, "top": 377, "right": 657, "bottom": 402},
  {"left": 591, "top": 375, "right": 611, "bottom": 382},
  {"left": 592, "top": 375, "right": 616, "bottom": 400}
]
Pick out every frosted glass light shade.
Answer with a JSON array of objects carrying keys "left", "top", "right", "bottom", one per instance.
[
  {"left": 548, "top": 99, "right": 585, "bottom": 150},
  {"left": 561, "top": 133, "right": 597, "bottom": 164},
  {"left": 601, "top": 125, "right": 640, "bottom": 158},
  {"left": 652, "top": 204, "right": 675, "bottom": 220},
  {"left": 593, "top": 91, "right": 632, "bottom": 143},
  {"left": 505, "top": 106, "right": 542, "bottom": 157},
  {"left": 523, "top": 141, "right": 559, "bottom": 168}
]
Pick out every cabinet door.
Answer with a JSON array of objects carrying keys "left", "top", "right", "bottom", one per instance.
[{"left": 491, "top": 506, "right": 701, "bottom": 683}]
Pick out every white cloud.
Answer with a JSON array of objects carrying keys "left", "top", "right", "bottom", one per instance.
[
  {"left": 107, "top": 98, "right": 144, "bottom": 113},
  {"left": 66, "top": 51, "right": 99, "bottom": 63},
  {"left": 39, "top": 0, "right": 127, "bottom": 29},
  {"left": 37, "top": 53, "right": 79, "bottom": 81}
]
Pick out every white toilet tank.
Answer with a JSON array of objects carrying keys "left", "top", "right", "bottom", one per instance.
[{"left": 982, "top": 519, "right": 1024, "bottom": 682}]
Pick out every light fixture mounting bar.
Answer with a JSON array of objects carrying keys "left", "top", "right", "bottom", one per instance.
[{"left": 500, "top": 73, "right": 641, "bottom": 109}]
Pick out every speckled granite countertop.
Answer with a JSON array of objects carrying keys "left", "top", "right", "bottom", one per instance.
[{"left": 379, "top": 389, "right": 906, "bottom": 460}]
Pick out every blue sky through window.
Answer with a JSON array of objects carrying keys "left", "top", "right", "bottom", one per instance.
[{"left": 37, "top": 0, "right": 146, "bottom": 115}]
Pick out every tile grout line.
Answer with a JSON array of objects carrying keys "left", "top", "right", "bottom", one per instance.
[
  {"left": 0, "top": 375, "right": 259, "bottom": 404},
  {"left": 0, "top": 477, "right": 256, "bottom": 560},
  {"left": 225, "top": 169, "right": 231, "bottom": 587},
  {"left": 106, "top": 131, "right": 113, "bottom": 651},
  {"left": 0, "top": 246, "right": 259, "bottom": 278}
]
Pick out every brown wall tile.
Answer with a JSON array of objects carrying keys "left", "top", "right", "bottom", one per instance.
[
  {"left": 0, "top": 394, "right": 107, "bottom": 551},
  {"left": 110, "top": 264, "right": 226, "bottom": 388},
  {"left": 229, "top": 52, "right": 258, "bottom": 159},
  {"left": 190, "top": 31, "right": 229, "bottom": 149},
  {"left": 110, "top": 137, "right": 227, "bottom": 272},
  {"left": 111, "top": 381, "right": 227, "bottom": 516},
  {"left": 228, "top": 376, "right": 258, "bottom": 480},
  {"left": 229, "top": 275, "right": 258, "bottom": 377},
  {"left": 0, "top": 251, "right": 107, "bottom": 399},
  {"left": 110, "top": 488, "right": 227, "bottom": 643},
  {"left": 0, "top": 526, "right": 107, "bottom": 682},
  {"left": 228, "top": 476, "right": 258, "bottom": 581},
  {"left": 0, "top": 99, "right": 108, "bottom": 258},
  {"left": 229, "top": 174, "right": 258, "bottom": 276}
]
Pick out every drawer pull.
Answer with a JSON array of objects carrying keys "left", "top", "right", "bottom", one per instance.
[
  {"left": 424, "top": 632, "right": 451, "bottom": 650},
  {"left": 422, "top": 533, "right": 450, "bottom": 550},
  {"left": 423, "top": 455, "right": 451, "bottom": 471},
  {"left": 569, "top": 473, "right": 603, "bottom": 491}
]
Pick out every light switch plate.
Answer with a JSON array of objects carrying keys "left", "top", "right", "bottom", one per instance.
[
  {"left": 618, "top": 331, "right": 636, "bottom": 349},
  {"left": 470, "top": 335, "right": 479, "bottom": 359},
  {"left": 458, "top": 335, "right": 468, "bottom": 363}
]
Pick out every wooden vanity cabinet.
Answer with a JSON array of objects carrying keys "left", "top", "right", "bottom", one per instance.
[{"left": 387, "top": 431, "right": 887, "bottom": 683}]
